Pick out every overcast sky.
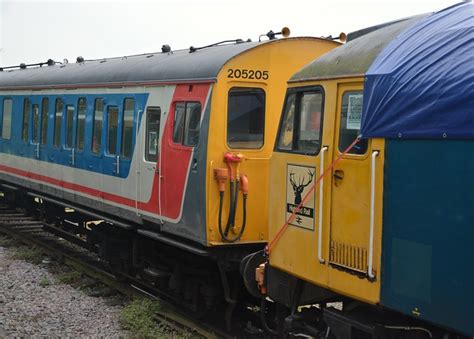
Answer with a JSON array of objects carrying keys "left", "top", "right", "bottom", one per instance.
[{"left": 0, "top": 0, "right": 458, "bottom": 66}]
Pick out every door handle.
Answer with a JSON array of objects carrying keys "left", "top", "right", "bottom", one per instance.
[
  {"left": 334, "top": 169, "right": 344, "bottom": 187},
  {"left": 191, "top": 158, "right": 198, "bottom": 173}
]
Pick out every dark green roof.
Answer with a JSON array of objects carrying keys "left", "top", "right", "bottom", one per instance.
[{"left": 290, "top": 15, "right": 427, "bottom": 82}]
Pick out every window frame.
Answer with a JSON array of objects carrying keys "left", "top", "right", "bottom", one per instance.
[
  {"left": 1, "top": 98, "right": 13, "bottom": 140},
  {"left": 226, "top": 87, "right": 266, "bottom": 150},
  {"left": 32, "top": 104, "right": 40, "bottom": 144},
  {"left": 145, "top": 106, "right": 161, "bottom": 163},
  {"left": 91, "top": 98, "right": 104, "bottom": 155},
  {"left": 76, "top": 97, "right": 86, "bottom": 152},
  {"left": 337, "top": 90, "right": 368, "bottom": 156},
  {"left": 106, "top": 105, "right": 119, "bottom": 156},
  {"left": 121, "top": 98, "right": 135, "bottom": 159},
  {"left": 53, "top": 98, "right": 63, "bottom": 148},
  {"left": 64, "top": 104, "right": 75, "bottom": 149},
  {"left": 171, "top": 101, "right": 202, "bottom": 147},
  {"left": 275, "top": 85, "right": 325, "bottom": 156},
  {"left": 40, "top": 98, "right": 49, "bottom": 145},
  {"left": 22, "top": 98, "right": 31, "bottom": 143}
]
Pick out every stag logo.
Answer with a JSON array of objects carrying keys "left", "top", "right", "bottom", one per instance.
[
  {"left": 286, "top": 164, "right": 316, "bottom": 230},
  {"left": 289, "top": 170, "right": 314, "bottom": 205}
]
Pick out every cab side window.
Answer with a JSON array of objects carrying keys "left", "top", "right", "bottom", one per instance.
[
  {"left": 338, "top": 91, "right": 368, "bottom": 154},
  {"left": 173, "top": 102, "right": 202, "bottom": 147},
  {"left": 276, "top": 87, "right": 324, "bottom": 155},
  {"left": 145, "top": 107, "right": 161, "bottom": 162}
]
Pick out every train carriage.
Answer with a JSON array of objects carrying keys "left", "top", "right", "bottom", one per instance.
[
  {"left": 245, "top": 3, "right": 474, "bottom": 337},
  {"left": 0, "top": 36, "right": 340, "bottom": 315}
]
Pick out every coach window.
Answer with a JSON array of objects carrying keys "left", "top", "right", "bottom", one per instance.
[
  {"left": 121, "top": 98, "right": 134, "bottom": 159},
  {"left": 107, "top": 106, "right": 119, "bottom": 155},
  {"left": 338, "top": 91, "right": 368, "bottom": 155},
  {"left": 40, "top": 98, "right": 49, "bottom": 145},
  {"left": 54, "top": 99, "right": 63, "bottom": 148},
  {"left": 22, "top": 98, "right": 30, "bottom": 142},
  {"left": 145, "top": 106, "right": 161, "bottom": 162},
  {"left": 1, "top": 98, "right": 12, "bottom": 140},
  {"left": 276, "top": 88, "right": 323, "bottom": 155},
  {"left": 92, "top": 98, "right": 103, "bottom": 154},
  {"left": 65, "top": 105, "right": 75, "bottom": 148},
  {"left": 227, "top": 87, "right": 265, "bottom": 149},
  {"left": 77, "top": 98, "right": 86, "bottom": 151},
  {"left": 32, "top": 104, "right": 40, "bottom": 144}
]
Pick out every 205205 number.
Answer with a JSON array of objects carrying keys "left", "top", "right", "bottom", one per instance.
[{"left": 227, "top": 69, "right": 269, "bottom": 80}]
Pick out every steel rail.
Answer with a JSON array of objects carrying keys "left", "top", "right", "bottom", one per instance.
[{"left": 0, "top": 204, "right": 225, "bottom": 339}]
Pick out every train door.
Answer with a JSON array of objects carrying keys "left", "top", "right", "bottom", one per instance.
[
  {"left": 329, "top": 84, "right": 372, "bottom": 276},
  {"left": 159, "top": 99, "right": 202, "bottom": 220},
  {"left": 141, "top": 105, "right": 162, "bottom": 215},
  {"left": 30, "top": 97, "right": 41, "bottom": 162},
  {"left": 159, "top": 84, "right": 207, "bottom": 221},
  {"left": 268, "top": 86, "right": 330, "bottom": 287}
]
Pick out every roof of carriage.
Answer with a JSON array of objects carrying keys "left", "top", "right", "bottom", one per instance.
[
  {"left": 288, "top": 15, "right": 428, "bottom": 82},
  {"left": 0, "top": 38, "right": 294, "bottom": 90},
  {"left": 360, "top": 2, "right": 474, "bottom": 139}
]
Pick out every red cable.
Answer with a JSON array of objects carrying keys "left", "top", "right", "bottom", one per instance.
[{"left": 266, "top": 137, "right": 360, "bottom": 255}]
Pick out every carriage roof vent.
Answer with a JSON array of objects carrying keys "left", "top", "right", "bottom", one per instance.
[{"left": 162, "top": 44, "right": 171, "bottom": 53}]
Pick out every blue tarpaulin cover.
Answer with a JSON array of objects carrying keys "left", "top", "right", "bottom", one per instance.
[{"left": 360, "top": 2, "right": 474, "bottom": 139}]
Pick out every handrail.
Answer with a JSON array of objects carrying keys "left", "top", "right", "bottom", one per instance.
[
  {"left": 318, "top": 146, "right": 328, "bottom": 263},
  {"left": 368, "top": 150, "right": 379, "bottom": 279}
]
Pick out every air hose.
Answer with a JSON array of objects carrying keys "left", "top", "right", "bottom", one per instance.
[{"left": 215, "top": 160, "right": 248, "bottom": 243}]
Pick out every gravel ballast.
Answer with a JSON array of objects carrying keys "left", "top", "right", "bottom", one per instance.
[{"left": 0, "top": 245, "right": 128, "bottom": 337}]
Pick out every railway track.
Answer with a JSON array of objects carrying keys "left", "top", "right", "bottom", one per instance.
[{"left": 0, "top": 201, "right": 231, "bottom": 339}]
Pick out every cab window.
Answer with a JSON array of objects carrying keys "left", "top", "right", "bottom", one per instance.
[
  {"left": 227, "top": 88, "right": 265, "bottom": 149},
  {"left": 277, "top": 87, "right": 323, "bottom": 154},
  {"left": 172, "top": 102, "right": 202, "bottom": 147},
  {"left": 338, "top": 91, "right": 368, "bottom": 155}
]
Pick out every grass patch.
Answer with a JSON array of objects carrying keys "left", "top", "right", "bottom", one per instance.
[
  {"left": 57, "top": 270, "right": 83, "bottom": 285},
  {"left": 0, "top": 235, "right": 15, "bottom": 247},
  {"left": 10, "top": 246, "right": 44, "bottom": 264},
  {"left": 39, "top": 276, "right": 51, "bottom": 287},
  {"left": 120, "top": 298, "right": 186, "bottom": 338}
]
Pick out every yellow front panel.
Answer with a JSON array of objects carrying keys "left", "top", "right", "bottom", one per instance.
[
  {"left": 205, "top": 38, "right": 339, "bottom": 246},
  {"left": 269, "top": 78, "right": 385, "bottom": 304}
]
